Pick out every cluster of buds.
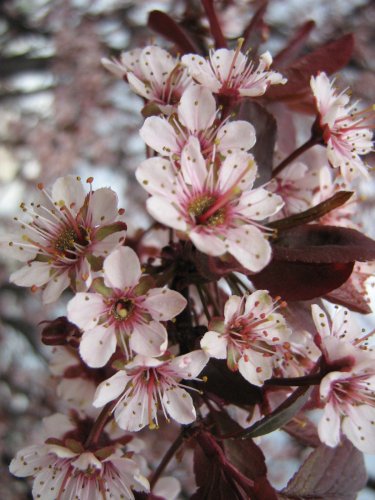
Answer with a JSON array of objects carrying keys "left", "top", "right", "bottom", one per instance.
[{"left": 3, "top": 2, "right": 375, "bottom": 499}]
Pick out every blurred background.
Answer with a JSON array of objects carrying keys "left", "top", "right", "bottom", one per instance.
[{"left": 0, "top": 0, "right": 374, "bottom": 498}]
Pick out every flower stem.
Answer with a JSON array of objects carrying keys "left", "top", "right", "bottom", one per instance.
[
  {"left": 150, "top": 428, "right": 187, "bottom": 489},
  {"left": 84, "top": 401, "right": 117, "bottom": 449},
  {"left": 272, "top": 136, "right": 320, "bottom": 178}
]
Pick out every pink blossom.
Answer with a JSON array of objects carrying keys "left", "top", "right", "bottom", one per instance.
[
  {"left": 1, "top": 175, "right": 126, "bottom": 304},
  {"left": 136, "top": 137, "right": 283, "bottom": 272},
  {"left": 67, "top": 246, "right": 187, "bottom": 367},
  {"left": 181, "top": 45, "right": 286, "bottom": 99},
  {"left": 200, "top": 291, "right": 291, "bottom": 386},
  {"left": 94, "top": 350, "right": 208, "bottom": 431},
  {"left": 312, "top": 304, "right": 375, "bottom": 452},
  {"left": 102, "top": 46, "right": 192, "bottom": 114},
  {"left": 140, "top": 85, "right": 256, "bottom": 159},
  {"left": 9, "top": 413, "right": 149, "bottom": 499},
  {"left": 310, "top": 72, "right": 374, "bottom": 181},
  {"left": 270, "top": 162, "right": 316, "bottom": 219}
]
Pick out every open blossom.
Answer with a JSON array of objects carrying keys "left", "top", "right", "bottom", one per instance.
[
  {"left": 94, "top": 351, "right": 208, "bottom": 431},
  {"left": 311, "top": 72, "right": 374, "bottom": 181},
  {"left": 181, "top": 45, "right": 286, "bottom": 98},
  {"left": 270, "top": 162, "right": 316, "bottom": 219},
  {"left": 312, "top": 304, "right": 375, "bottom": 452},
  {"left": 140, "top": 85, "right": 256, "bottom": 160},
  {"left": 200, "top": 291, "right": 291, "bottom": 385},
  {"left": 9, "top": 414, "right": 149, "bottom": 499},
  {"left": 0, "top": 176, "right": 126, "bottom": 304},
  {"left": 67, "top": 246, "right": 187, "bottom": 367},
  {"left": 136, "top": 137, "right": 283, "bottom": 272},
  {"left": 102, "top": 46, "right": 192, "bottom": 114}
]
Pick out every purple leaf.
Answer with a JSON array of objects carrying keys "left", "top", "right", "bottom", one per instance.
[
  {"left": 280, "top": 437, "right": 367, "bottom": 500},
  {"left": 202, "top": 359, "right": 263, "bottom": 406},
  {"left": 238, "top": 101, "right": 277, "bottom": 186},
  {"left": 272, "top": 225, "right": 375, "bottom": 263},
  {"left": 201, "top": 0, "right": 227, "bottom": 49},
  {"left": 273, "top": 20, "right": 316, "bottom": 68},
  {"left": 147, "top": 10, "right": 200, "bottom": 54},
  {"left": 251, "top": 260, "right": 354, "bottom": 301},
  {"left": 325, "top": 280, "right": 372, "bottom": 314},
  {"left": 241, "top": 1, "right": 269, "bottom": 51},
  {"left": 265, "top": 34, "right": 354, "bottom": 105},
  {"left": 282, "top": 413, "right": 320, "bottom": 448}
]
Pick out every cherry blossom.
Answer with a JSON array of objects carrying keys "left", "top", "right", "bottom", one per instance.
[
  {"left": 93, "top": 350, "right": 208, "bottom": 431},
  {"left": 102, "top": 46, "right": 192, "bottom": 114},
  {"left": 181, "top": 43, "right": 286, "bottom": 99},
  {"left": 136, "top": 137, "right": 283, "bottom": 272},
  {"left": 140, "top": 85, "right": 256, "bottom": 160},
  {"left": 200, "top": 291, "right": 291, "bottom": 386},
  {"left": 311, "top": 72, "right": 374, "bottom": 181},
  {"left": 270, "top": 162, "right": 316, "bottom": 219},
  {"left": 67, "top": 246, "right": 187, "bottom": 367},
  {"left": 9, "top": 413, "right": 149, "bottom": 499},
  {"left": 312, "top": 304, "right": 375, "bottom": 452},
  {"left": 0, "top": 175, "right": 127, "bottom": 304}
]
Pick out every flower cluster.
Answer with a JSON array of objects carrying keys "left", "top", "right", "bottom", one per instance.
[{"left": 5, "top": 3, "right": 375, "bottom": 499}]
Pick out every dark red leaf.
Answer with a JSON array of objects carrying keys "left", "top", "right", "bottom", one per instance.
[
  {"left": 272, "top": 225, "right": 375, "bottom": 263},
  {"left": 251, "top": 260, "right": 354, "bottom": 301},
  {"left": 280, "top": 437, "right": 367, "bottom": 500},
  {"left": 273, "top": 20, "right": 316, "bottom": 68},
  {"left": 282, "top": 413, "right": 320, "bottom": 448},
  {"left": 325, "top": 280, "right": 372, "bottom": 314},
  {"left": 214, "top": 412, "right": 277, "bottom": 500},
  {"left": 266, "top": 34, "right": 355, "bottom": 104},
  {"left": 202, "top": 359, "right": 263, "bottom": 406},
  {"left": 238, "top": 385, "right": 313, "bottom": 439},
  {"left": 201, "top": 0, "right": 227, "bottom": 49},
  {"left": 147, "top": 10, "right": 200, "bottom": 54},
  {"left": 241, "top": 1, "right": 269, "bottom": 51},
  {"left": 238, "top": 101, "right": 277, "bottom": 186}
]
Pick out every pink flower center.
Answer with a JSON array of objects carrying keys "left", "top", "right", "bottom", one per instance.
[{"left": 188, "top": 194, "right": 226, "bottom": 226}]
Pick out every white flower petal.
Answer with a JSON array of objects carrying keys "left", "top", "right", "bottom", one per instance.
[
  {"left": 115, "top": 393, "right": 153, "bottom": 432},
  {"left": 239, "top": 188, "right": 283, "bottom": 220},
  {"left": 10, "top": 261, "right": 51, "bottom": 287},
  {"left": 218, "top": 152, "right": 257, "bottom": 192},
  {"left": 343, "top": 405, "right": 375, "bottom": 453},
  {"left": 143, "top": 288, "right": 187, "bottom": 321},
  {"left": 42, "top": 271, "right": 70, "bottom": 304},
  {"left": 90, "top": 188, "right": 119, "bottom": 225},
  {"left": 224, "top": 295, "right": 242, "bottom": 323},
  {"left": 190, "top": 228, "right": 226, "bottom": 256},
  {"left": 217, "top": 121, "right": 256, "bottom": 154},
  {"left": 140, "top": 117, "right": 179, "bottom": 156},
  {"left": 318, "top": 402, "right": 341, "bottom": 447},
  {"left": 67, "top": 292, "right": 104, "bottom": 330},
  {"left": 238, "top": 350, "right": 273, "bottom": 386},
  {"left": 103, "top": 246, "right": 141, "bottom": 290},
  {"left": 51, "top": 175, "right": 85, "bottom": 211},
  {"left": 180, "top": 136, "right": 208, "bottom": 189},
  {"left": 136, "top": 157, "right": 177, "bottom": 198},
  {"left": 79, "top": 326, "right": 117, "bottom": 368},
  {"left": 130, "top": 321, "right": 168, "bottom": 357},
  {"left": 163, "top": 386, "right": 196, "bottom": 424},
  {"left": 225, "top": 225, "right": 271, "bottom": 272},
  {"left": 181, "top": 54, "right": 221, "bottom": 92},
  {"left": 244, "top": 290, "right": 273, "bottom": 317},
  {"left": 93, "top": 371, "right": 129, "bottom": 408},
  {"left": 146, "top": 197, "right": 187, "bottom": 231},
  {"left": 168, "top": 350, "right": 208, "bottom": 379},
  {"left": 311, "top": 304, "right": 331, "bottom": 338},
  {"left": 178, "top": 85, "right": 216, "bottom": 132},
  {"left": 200, "top": 331, "right": 227, "bottom": 359}
]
